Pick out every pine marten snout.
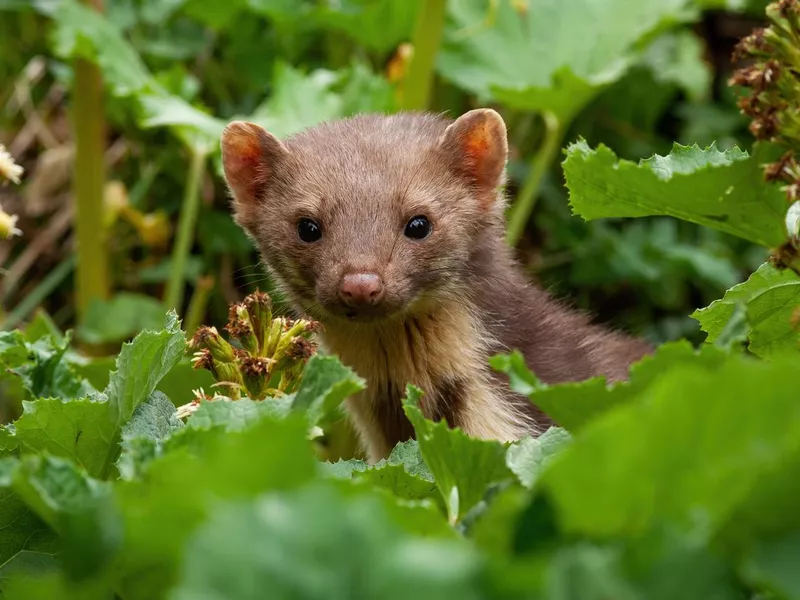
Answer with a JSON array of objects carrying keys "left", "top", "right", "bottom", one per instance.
[{"left": 221, "top": 109, "right": 652, "bottom": 462}]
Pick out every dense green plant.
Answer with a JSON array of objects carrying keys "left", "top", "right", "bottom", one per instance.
[{"left": 0, "top": 0, "right": 799, "bottom": 598}]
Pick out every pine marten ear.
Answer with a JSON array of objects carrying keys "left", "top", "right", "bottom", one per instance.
[
  {"left": 439, "top": 108, "right": 508, "bottom": 208},
  {"left": 221, "top": 121, "right": 289, "bottom": 225}
]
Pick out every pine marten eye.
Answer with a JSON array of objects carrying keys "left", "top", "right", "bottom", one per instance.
[
  {"left": 404, "top": 215, "right": 431, "bottom": 240},
  {"left": 297, "top": 218, "right": 322, "bottom": 243}
]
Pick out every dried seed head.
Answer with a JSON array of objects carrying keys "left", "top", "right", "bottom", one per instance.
[
  {"left": 240, "top": 355, "right": 274, "bottom": 378},
  {"left": 190, "top": 325, "right": 237, "bottom": 363},
  {"left": 191, "top": 349, "right": 214, "bottom": 373},
  {"left": 765, "top": 151, "right": 798, "bottom": 182},
  {"left": 287, "top": 337, "right": 316, "bottom": 361}
]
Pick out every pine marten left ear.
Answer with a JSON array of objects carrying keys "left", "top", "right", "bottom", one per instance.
[
  {"left": 439, "top": 108, "right": 508, "bottom": 207},
  {"left": 221, "top": 121, "right": 289, "bottom": 227}
]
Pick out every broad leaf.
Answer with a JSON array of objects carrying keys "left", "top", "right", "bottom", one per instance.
[
  {"left": 492, "top": 342, "right": 728, "bottom": 431},
  {"left": 564, "top": 139, "right": 787, "bottom": 247},
  {"left": 536, "top": 354, "right": 800, "bottom": 539},
  {"left": 114, "top": 414, "right": 316, "bottom": 600},
  {"left": 439, "top": 0, "right": 696, "bottom": 122},
  {"left": 169, "top": 483, "right": 482, "bottom": 600},
  {"left": 692, "top": 262, "right": 800, "bottom": 357},
  {"left": 403, "top": 387, "right": 512, "bottom": 523}
]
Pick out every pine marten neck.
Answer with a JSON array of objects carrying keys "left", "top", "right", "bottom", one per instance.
[{"left": 221, "top": 109, "right": 652, "bottom": 462}]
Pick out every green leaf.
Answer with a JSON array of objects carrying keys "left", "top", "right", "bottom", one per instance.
[
  {"left": 0, "top": 455, "right": 118, "bottom": 581},
  {"left": 76, "top": 293, "right": 168, "bottom": 345},
  {"left": 536, "top": 354, "right": 800, "bottom": 540},
  {"left": 169, "top": 483, "right": 482, "bottom": 600},
  {"left": 741, "top": 530, "right": 800, "bottom": 600},
  {"left": 320, "top": 458, "right": 369, "bottom": 479},
  {"left": 506, "top": 427, "right": 572, "bottom": 489},
  {"left": 385, "top": 439, "right": 434, "bottom": 482},
  {"left": 403, "top": 386, "right": 513, "bottom": 523},
  {"left": 104, "top": 311, "right": 186, "bottom": 430},
  {"left": 5, "top": 398, "right": 113, "bottom": 476},
  {"left": 292, "top": 355, "right": 366, "bottom": 426},
  {"left": 493, "top": 341, "right": 727, "bottom": 431},
  {"left": 0, "top": 487, "right": 57, "bottom": 577},
  {"left": 320, "top": 0, "right": 421, "bottom": 54},
  {"left": 186, "top": 396, "right": 293, "bottom": 431},
  {"left": 692, "top": 262, "right": 800, "bottom": 357},
  {"left": 439, "top": 0, "right": 696, "bottom": 122},
  {"left": 3, "top": 313, "right": 186, "bottom": 478},
  {"left": 564, "top": 139, "right": 787, "bottom": 248},
  {"left": 114, "top": 414, "right": 316, "bottom": 600},
  {"left": 0, "top": 330, "right": 93, "bottom": 401},
  {"left": 118, "top": 391, "right": 185, "bottom": 480},
  {"left": 639, "top": 30, "right": 711, "bottom": 103}
]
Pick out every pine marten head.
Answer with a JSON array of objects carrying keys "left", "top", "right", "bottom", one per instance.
[{"left": 221, "top": 109, "right": 509, "bottom": 324}]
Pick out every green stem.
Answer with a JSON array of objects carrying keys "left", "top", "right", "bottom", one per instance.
[
  {"left": 72, "top": 2, "right": 110, "bottom": 321},
  {"left": 401, "top": 0, "right": 448, "bottom": 111},
  {"left": 506, "top": 111, "right": 564, "bottom": 246},
  {"left": 184, "top": 275, "right": 214, "bottom": 337},
  {"left": 165, "top": 149, "right": 206, "bottom": 312}
]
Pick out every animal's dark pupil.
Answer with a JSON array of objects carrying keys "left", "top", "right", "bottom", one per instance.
[
  {"left": 298, "top": 219, "right": 321, "bottom": 242},
  {"left": 405, "top": 216, "right": 431, "bottom": 239}
]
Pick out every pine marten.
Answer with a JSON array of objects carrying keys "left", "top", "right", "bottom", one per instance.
[{"left": 220, "top": 109, "right": 653, "bottom": 462}]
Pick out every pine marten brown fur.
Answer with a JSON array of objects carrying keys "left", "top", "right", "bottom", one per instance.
[{"left": 221, "top": 109, "right": 652, "bottom": 461}]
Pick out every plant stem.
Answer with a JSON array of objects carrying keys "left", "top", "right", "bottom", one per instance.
[
  {"left": 401, "top": 0, "right": 448, "bottom": 111},
  {"left": 506, "top": 111, "right": 564, "bottom": 246},
  {"left": 72, "top": 0, "right": 109, "bottom": 321},
  {"left": 165, "top": 149, "right": 206, "bottom": 313},
  {"left": 184, "top": 274, "right": 214, "bottom": 337}
]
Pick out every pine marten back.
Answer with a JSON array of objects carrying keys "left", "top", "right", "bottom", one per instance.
[{"left": 220, "top": 109, "right": 653, "bottom": 461}]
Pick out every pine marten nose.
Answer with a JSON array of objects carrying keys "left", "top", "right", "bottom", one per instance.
[{"left": 339, "top": 273, "right": 385, "bottom": 307}]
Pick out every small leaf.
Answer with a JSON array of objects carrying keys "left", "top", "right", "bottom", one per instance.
[
  {"left": 403, "top": 386, "right": 513, "bottom": 523},
  {"left": 692, "top": 262, "right": 800, "bottom": 357},
  {"left": 506, "top": 427, "right": 572, "bottom": 489},
  {"left": 104, "top": 311, "right": 186, "bottom": 430},
  {"left": 291, "top": 355, "right": 365, "bottom": 427},
  {"left": 118, "top": 391, "right": 185, "bottom": 480}
]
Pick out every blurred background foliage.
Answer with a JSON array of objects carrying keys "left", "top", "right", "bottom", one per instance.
[{"left": 0, "top": 0, "right": 775, "bottom": 356}]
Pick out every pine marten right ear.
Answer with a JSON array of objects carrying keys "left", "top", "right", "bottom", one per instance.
[
  {"left": 439, "top": 109, "right": 509, "bottom": 210},
  {"left": 221, "top": 121, "right": 289, "bottom": 225}
]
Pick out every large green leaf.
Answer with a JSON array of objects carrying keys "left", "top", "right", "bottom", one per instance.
[
  {"left": 114, "top": 414, "right": 316, "bottom": 600},
  {"left": 403, "top": 387, "right": 513, "bottom": 524},
  {"left": 491, "top": 342, "right": 728, "bottom": 432},
  {"left": 439, "top": 0, "right": 696, "bottom": 122},
  {"left": 564, "top": 139, "right": 787, "bottom": 247},
  {"left": 169, "top": 483, "right": 482, "bottom": 600},
  {"left": 692, "top": 262, "right": 800, "bottom": 357},
  {"left": 319, "top": 0, "right": 420, "bottom": 55},
  {"left": 536, "top": 354, "right": 800, "bottom": 540}
]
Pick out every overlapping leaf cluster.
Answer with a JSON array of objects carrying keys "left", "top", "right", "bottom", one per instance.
[{"left": 0, "top": 303, "right": 797, "bottom": 600}]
